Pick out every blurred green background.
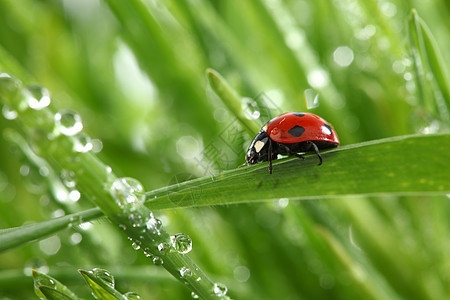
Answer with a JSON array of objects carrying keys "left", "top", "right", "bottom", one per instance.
[{"left": 0, "top": 0, "right": 449, "bottom": 299}]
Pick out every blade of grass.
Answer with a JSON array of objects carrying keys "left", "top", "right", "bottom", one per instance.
[
  {"left": 32, "top": 270, "right": 79, "bottom": 300},
  {"left": 0, "top": 208, "right": 102, "bottom": 253},
  {"left": 409, "top": 9, "right": 450, "bottom": 122},
  {"left": 145, "top": 133, "right": 450, "bottom": 209},
  {"left": 207, "top": 68, "right": 261, "bottom": 136}
]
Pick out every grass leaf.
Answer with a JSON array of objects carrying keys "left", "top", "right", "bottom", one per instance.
[
  {"left": 32, "top": 270, "right": 79, "bottom": 300},
  {"left": 409, "top": 9, "right": 450, "bottom": 122},
  {"left": 0, "top": 208, "right": 102, "bottom": 253},
  {"left": 146, "top": 133, "right": 450, "bottom": 209}
]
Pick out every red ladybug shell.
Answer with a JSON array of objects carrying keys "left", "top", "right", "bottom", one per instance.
[{"left": 265, "top": 112, "right": 339, "bottom": 145}]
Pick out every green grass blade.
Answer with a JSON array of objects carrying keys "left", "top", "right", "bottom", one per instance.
[
  {"left": 79, "top": 269, "right": 126, "bottom": 300},
  {"left": 32, "top": 270, "right": 79, "bottom": 300},
  {"left": 207, "top": 68, "right": 261, "bottom": 136},
  {"left": 0, "top": 208, "right": 102, "bottom": 253},
  {"left": 145, "top": 134, "right": 450, "bottom": 209},
  {"left": 409, "top": 9, "right": 450, "bottom": 122}
]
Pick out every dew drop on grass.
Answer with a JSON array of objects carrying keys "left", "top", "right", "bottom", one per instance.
[
  {"left": 131, "top": 241, "right": 141, "bottom": 250},
  {"left": 0, "top": 73, "right": 24, "bottom": 109},
  {"left": 241, "top": 97, "right": 260, "bottom": 120},
  {"left": 146, "top": 213, "right": 163, "bottom": 235},
  {"left": 213, "top": 282, "right": 228, "bottom": 297},
  {"left": 128, "top": 213, "right": 146, "bottom": 228},
  {"left": 158, "top": 242, "right": 170, "bottom": 255},
  {"left": 110, "top": 177, "right": 145, "bottom": 209},
  {"left": 92, "top": 268, "right": 115, "bottom": 288},
  {"left": 60, "top": 169, "right": 76, "bottom": 188},
  {"left": 179, "top": 267, "right": 192, "bottom": 278},
  {"left": 73, "top": 133, "right": 93, "bottom": 153},
  {"left": 152, "top": 256, "right": 163, "bottom": 265},
  {"left": 191, "top": 292, "right": 199, "bottom": 299},
  {"left": 171, "top": 233, "right": 192, "bottom": 254},
  {"left": 124, "top": 292, "right": 141, "bottom": 300},
  {"left": 2, "top": 105, "right": 18, "bottom": 120},
  {"left": 54, "top": 110, "right": 83, "bottom": 136},
  {"left": 143, "top": 248, "right": 153, "bottom": 257},
  {"left": 33, "top": 275, "right": 56, "bottom": 291},
  {"left": 24, "top": 85, "right": 51, "bottom": 110}
]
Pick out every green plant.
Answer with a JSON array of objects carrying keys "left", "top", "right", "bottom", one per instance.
[{"left": 0, "top": 1, "right": 449, "bottom": 299}]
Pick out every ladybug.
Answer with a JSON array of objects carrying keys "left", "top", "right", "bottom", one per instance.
[{"left": 244, "top": 112, "right": 339, "bottom": 174}]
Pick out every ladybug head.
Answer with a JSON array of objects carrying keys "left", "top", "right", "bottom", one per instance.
[{"left": 245, "top": 131, "right": 270, "bottom": 165}]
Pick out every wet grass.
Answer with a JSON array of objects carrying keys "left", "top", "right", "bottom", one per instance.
[{"left": 0, "top": 0, "right": 449, "bottom": 299}]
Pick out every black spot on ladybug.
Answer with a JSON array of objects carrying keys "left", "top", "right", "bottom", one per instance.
[
  {"left": 288, "top": 125, "right": 305, "bottom": 137},
  {"left": 292, "top": 112, "right": 305, "bottom": 117},
  {"left": 323, "top": 123, "right": 333, "bottom": 135}
]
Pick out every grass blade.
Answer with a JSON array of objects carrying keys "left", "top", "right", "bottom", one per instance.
[
  {"left": 409, "top": 9, "right": 450, "bottom": 122},
  {"left": 0, "top": 208, "right": 102, "bottom": 253},
  {"left": 207, "top": 68, "right": 261, "bottom": 136},
  {"left": 146, "top": 133, "right": 450, "bottom": 209},
  {"left": 32, "top": 270, "right": 79, "bottom": 300}
]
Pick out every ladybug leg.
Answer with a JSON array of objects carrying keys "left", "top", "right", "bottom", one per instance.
[
  {"left": 291, "top": 153, "right": 305, "bottom": 160},
  {"left": 268, "top": 139, "right": 273, "bottom": 174},
  {"left": 307, "top": 141, "right": 322, "bottom": 165},
  {"left": 279, "top": 144, "right": 305, "bottom": 161}
]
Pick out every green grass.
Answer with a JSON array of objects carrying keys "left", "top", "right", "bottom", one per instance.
[{"left": 0, "top": 1, "right": 449, "bottom": 299}]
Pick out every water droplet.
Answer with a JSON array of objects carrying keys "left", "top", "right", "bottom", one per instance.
[
  {"left": 39, "top": 235, "right": 61, "bottom": 256},
  {"left": 2, "top": 105, "right": 18, "bottom": 120},
  {"left": 234, "top": 265, "right": 250, "bottom": 283},
  {"left": 354, "top": 24, "right": 376, "bottom": 41},
  {"left": 92, "top": 268, "right": 115, "bottom": 288},
  {"left": 213, "top": 282, "right": 228, "bottom": 297},
  {"left": 152, "top": 256, "right": 163, "bottom": 265},
  {"left": 91, "top": 138, "right": 103, "bottom": 153},
  {"left": 241, "top": 97, "right": 260, "bottom": 120},
  {"left": 191, "top": 292, "right": 199, "bottom": 299},
  {"left": 79, "top": 222, "right": 92, "bottom": 230},
  {"left": 131, "top": 241, "right": 141, "bottom": 250},
  {"left": 34, "top": 275, "right": 56, "bottom": 290},
  {"left": 124, "top": 292, "right": 141, "bottom": 300},
  {"left": 158, "top": 242, "right": 171, "bottom": 255},
  {"left": 143, "top": 247, "right": 153, "bottom": 257},
  {"left": 307, "top": 69, "right": 330, "bottom": 88},
  {"left": 333, "top": 46, "right": 354, "bottom": 67},
  {"left": 0, "top": 74, "right": 24, "bottom": 110},
  {"left": 277, "top": 198, "right": 289, "bottom": 209},
  {"left": 73, "top": 133, "right": 93, "bottom": 153},
  {"left": 39, "top": 166, "right": 49, "bottom": 177},
  {"left": 54, "top": 110, "right": 83, "bottom": 136},
  {"left": 128, "top": 213, "right": 146, "bottom": 228},
  {"left": 146, "top": 213, "right": 162, "bottom": 235},
  {"left": 179, "top": 267, "right": 192, "bottom": 278},
  {"left": 24, "top": 259, "right": 49, "bottom": 276},
  {"left": 24, "top": 85, "right": 51, "bottom": 110},
  {"left": 68, "top": 190, "right": 81, "bottom": 202},
  {"left": 110, "top": 177, "right": 145, "bottom": 209},
  {"left": 60, "top": 169, "right": 76, "bottom": 188},
  {"left": 171, "top": 233, "right": 192, "bottom": 254},
  {"left": 70, "top": 232, "right": 82, "bottom": 245},
  {"left": 304, "top": 89, "right": 319, "bottom": 109}
]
